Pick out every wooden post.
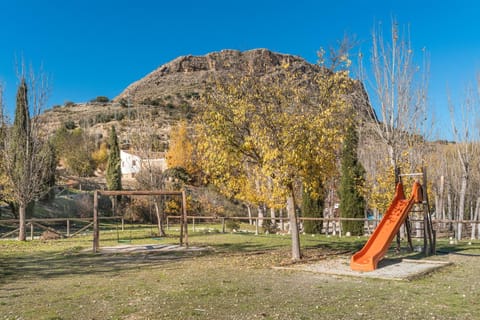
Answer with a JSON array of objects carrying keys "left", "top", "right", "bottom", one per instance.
[
  {"left": 179, "top": 216, "right": 184, "bottom": 247},
  {"left": 30, "top": 222, "right": 34, "bottom": 240},
  {"left": 67, "top": 219, "right": 70, "bottom": 237},
  {"left": 255, "top": 218, "right": 259, "bottom": 235},
  {"left": 395, "top": 166, "right": 402, "bottom": 252},
  {"left": 121, "top": 217, "right": 125, "bottom": 231},
  {"left": 192, "top": 217, "right": 196, "bottom": 233},
  {"left": 166, "top": 216, "right": 169, "bottom": 230},
  {"left": 405, "top": 216, "right": 413, "bottom": 251},
  {"left": 423, "top": 167, "right": 435, "bottom": 255},
  {"left": 222, "top": 218, "right": 226, "bottom": 233},
  {"left": 93, "top": 190, "right": 99, "bottom": 253},
  {"left": 181, "top": 190, "right": 188, "bottom": 247}
]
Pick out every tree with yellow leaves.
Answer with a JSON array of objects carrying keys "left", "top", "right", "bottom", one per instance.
[
  {"left": 166, "top": 120, "right": 195, "bottom": 174},
  {"left": 91, "top": 142, "right": 108, "bottom": 171},
  {"left": 198, "top": 59, "right": 354, "bottom": 260}
]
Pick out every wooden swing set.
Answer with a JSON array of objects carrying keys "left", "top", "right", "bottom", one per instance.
[{"left": 92, "top": 190, "right": 188, "bottom": 253}]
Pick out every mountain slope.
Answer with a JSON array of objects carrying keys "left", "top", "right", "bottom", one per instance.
[{"left": 42, "top": 49, "right": 371, "bottom": 148}]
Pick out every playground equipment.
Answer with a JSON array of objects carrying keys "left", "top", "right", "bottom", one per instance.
[
  {"left": 351, "top": 168, "right": 436, "bottom": 272},
  {"left": 92, "top": 190, "right": 188, "bottom": 253}
]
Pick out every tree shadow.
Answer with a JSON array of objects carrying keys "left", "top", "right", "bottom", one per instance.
[{"left": 0, "top": 248, "right": 208, "bottom": 285}]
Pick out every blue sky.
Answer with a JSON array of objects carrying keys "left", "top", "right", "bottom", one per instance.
[{"left": 1, "top": 0, "right": 480, "bottom": 139}]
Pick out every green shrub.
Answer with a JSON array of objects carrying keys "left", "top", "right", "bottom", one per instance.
[
  {"left": 226, "top": 219, "right": 240, "bottom": 231},
  {"left": 262, "top": 219, "right": 278, "bottom": 234},
  {"left": 64, "top": 120, "right": 77, "bottom": 130},
  {"left": 92, "top": 96, "right": 109, "bottom": 103}
]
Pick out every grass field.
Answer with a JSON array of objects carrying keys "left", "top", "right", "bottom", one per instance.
[{"left": 1, "top": 224, "right": 479, "bottom": 320}]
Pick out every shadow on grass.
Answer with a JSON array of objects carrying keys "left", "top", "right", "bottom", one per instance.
[{"left": 0, "top": 248, "right": 209, "bottom": 285}]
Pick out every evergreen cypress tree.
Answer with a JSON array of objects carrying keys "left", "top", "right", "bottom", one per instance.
[
  {"left": 10, "top": 79, "right": 31, "bottom": 240},
  {"left": 302, "top": 186, "right": 324, "bottom": 234},
  {"left": 106, "top": 126, "right": 122, "bottom": 191},
  {"left": 339, "top": 125, "right": 366, "bottom": 236}
]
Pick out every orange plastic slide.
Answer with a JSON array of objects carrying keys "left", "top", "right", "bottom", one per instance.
[{"left": 350, "top": 182, "right": 422, "bottom": 272}]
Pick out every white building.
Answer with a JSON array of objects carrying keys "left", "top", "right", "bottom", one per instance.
[{"left": 120, "top": 150, "right": 167, "bottom": 178}]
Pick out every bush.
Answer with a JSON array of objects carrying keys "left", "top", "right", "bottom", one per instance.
[
  {"left": 226, "top": 219, "right": 240, "bottom": 231},
  {"left": 64, "top": 120, "right": 77, "bottom": 130},
  {"left": 262, "top": 219, "right": 278, "bottom": 234},
  {"left": 124, "top": 198, "right": 150, "bottom": 222},
  {"left": 92, "top": 96, "right": 110, "bottom": 103}
]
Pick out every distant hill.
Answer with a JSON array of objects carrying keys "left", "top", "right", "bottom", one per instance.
[{"left": 41, "top": 49, "right": 371, "bottom": 149}]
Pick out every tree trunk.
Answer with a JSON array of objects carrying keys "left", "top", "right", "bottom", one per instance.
[
  {"left": 287, "top": 191, "right": 302, "bottom": 261},
  {"left": 471, "top": 197, "right": 480, "bottom": 240},
  {"left": 287, "top": 189, "right": 301, "bottom": 261},
  {"left": 247, "top": 204, "right": 252, "bottom": 225},
  {"left": 439, "top": 175, "right": 445, "bottom": 226},
  {"left": 270, "top": 207, "right": 276, "bottom": 224},
  {"left": 457, "top": 175, "right": 468, "bottom": 240},
  {"left": 18, "top": 204, "right": 26, "bottom": 241},
  {"left": 447, "top": 191, "right": 453, "bottom": 233},
  {"left": 257, "top": 205, "right": 264, "bottom": 227},
  {"left": 154, "top": 199, "right": 166, "bottom": 237},
  {"left": 279, "top": 208, "right": 285, "bottom": 231}
]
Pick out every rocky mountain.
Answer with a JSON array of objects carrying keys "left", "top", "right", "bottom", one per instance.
[{"left": 41, "top": 49, "right": 371, "bottom": 149}]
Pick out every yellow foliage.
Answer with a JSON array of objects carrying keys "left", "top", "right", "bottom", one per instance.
[
  {"left": 198, "top": 67, "right": 355, "bottom": 206},
  {"left": 0, "top": 170, "right": 14, "bottom": 205},
  {"left": 366, "top": 150, "right": 434, "bottom": 214},
  {"left": 166, "top": 120, "right": 196, "bottom": 174},
  {"left": 164, "top": 199, "right": 181, "bottom": 215},
  {"left": 91, "top": 142, "right": 108, "bottom": 171}
]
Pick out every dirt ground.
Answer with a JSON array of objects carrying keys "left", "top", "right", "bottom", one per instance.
[{"left": 278, "top": 256, "right": 452, "bottom": 280}]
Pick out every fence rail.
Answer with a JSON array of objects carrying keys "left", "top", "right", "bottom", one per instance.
[
  {"left": 166, "top": 215, "right": 476, "bottom": 239},
  {"left": 0, "top": 216, "right": 122, "bottom": 240},
  {"left": 0, "top": 215, "right": 477, "bottom": 240}
]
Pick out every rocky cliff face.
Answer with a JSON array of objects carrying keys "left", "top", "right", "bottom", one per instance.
[
  {"left": 41, "top": 49, "right": 371, "bottom": 149},
  {"left": 115, "top": 49, "right": 322, "bottom": 104}
]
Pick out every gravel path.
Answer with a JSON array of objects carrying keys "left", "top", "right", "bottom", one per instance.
[{"left": 276, "top": 256, "right": 452, "bottom": 281}]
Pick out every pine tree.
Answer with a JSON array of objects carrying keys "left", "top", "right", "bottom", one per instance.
[
  {"left": 106, "top": 126, "right": 122, "bottom": 191},
  {"left": 302, "top": 186, "right": 324, "bottom": 234},
  {"left": 339, "top": 125, "right": 366, "bottom": 236}
]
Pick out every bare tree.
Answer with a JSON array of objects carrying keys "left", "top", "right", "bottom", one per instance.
[
  {"left": 132, "top": 105, "right": 168, "bottom": 236},
  {"left": 448, "top": 84, "right": 480, "bottom": 240},
  {"left": 359, "top": 20, "right": 429, "bottom": 170}
]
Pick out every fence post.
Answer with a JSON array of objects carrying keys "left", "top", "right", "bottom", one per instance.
[
  {"left": 166, "top": 216, "right": 169, "bottom": 231},
  {"left": 193, "top": 217, "right": 196, "bottom": 233},
  {"left": 93, "top": 190, "right": 99, "bottom": 253},
  {"left": 255, "top": 218, "right": 259, "bottom": 235},
  {"left": 67, "top": 219, "right": 70, "bottom": 237},
  {"left": 181, "top": 190, "right": 188, "bottom": 248},
  {"left": 30, "top": 222, "right": 34, "bottom": 240},
  {"left": 222, "top": 218, "right": 226, "bottom": 233}
]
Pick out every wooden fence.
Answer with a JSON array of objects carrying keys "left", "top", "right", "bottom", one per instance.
[
  {"left": 0, "top": 216, "right": 122, "bottom": 240},
  {"left": 0, "top": 215, "right": 476, "bottom": 240},
  {"left": 166, "top": 215, "right": 476, "bottom": 239}
]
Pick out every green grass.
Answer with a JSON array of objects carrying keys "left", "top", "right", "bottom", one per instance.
[{"left": 1, "top": 225, "right": 480, "bottom": 319}]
